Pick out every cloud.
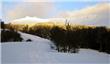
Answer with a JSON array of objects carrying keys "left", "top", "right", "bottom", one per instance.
[
  {"left": 4, "top": 1, "right": 56, "bottom": 21},
  {"left": 23, "top": 0, "right": 110, "bottom": 2},
  {"left": 24, "top": 0, "right": 53, "bottom": 2},
  {"left": 0, "top": 1, "right": 2, "bottom": 18},
  {"left": 57, "top": 3, "right": 110, "bottom": 27}
]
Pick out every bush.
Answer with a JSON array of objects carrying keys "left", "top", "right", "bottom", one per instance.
[
  {"left": 28, "top": 25, "right": 51, "bottom": 39},
  {"left": 26, "top": 39, "right": 32, "bottom": 42},
  {"left": 50, "top": 25, "right": 110, "bottom": 53},
  {"left": 1, "top": 30, "right": 23, "bottom": 42},
  {"left": 50, "top": 25, "right": 80, "bottom": 53},
  {"left": 50, "top": 26, "right": 66, "bottom": 52}
]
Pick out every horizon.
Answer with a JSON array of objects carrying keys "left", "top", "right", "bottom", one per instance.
[
  {"left": 1, "top": 0, "right": 110, "bottom": 27},
  {"left": 2, "top": 0, "right": 107, "bottom": 21}
]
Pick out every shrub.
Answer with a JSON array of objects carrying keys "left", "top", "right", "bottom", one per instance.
[
  {"left": 1, "top": 30, "right": 23, "bottom": 42},
  {"left": 50, "top": 26, "right": 66, "bottom": 52},
  {"left": 26, "top": 39, "right": 32, "bottom": 42}
]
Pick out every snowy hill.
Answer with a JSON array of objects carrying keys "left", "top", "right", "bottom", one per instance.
[
  {"left": 9, "top": 16, "right": 65, "bottom": 26},
  {"left": 10, "top": 16, "right": 50, "bottom": 24},
  {"left": 1, "top": 32, "right": 110, "bottom": 64}
]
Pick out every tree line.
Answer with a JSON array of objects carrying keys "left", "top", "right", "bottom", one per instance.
[
  {"left": 1, "top": 21, "right": 110, "bottom": 54},
  {"left": 50, "top": 24, "right": 110, "bottom": 53}
]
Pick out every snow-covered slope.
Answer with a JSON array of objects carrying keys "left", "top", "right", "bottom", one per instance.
[
  {"left": 1, "top": 32, "right": 110, "bottom": 64},
  {"left": 9, "top": 16, "right": 65, "bottom": 25}
]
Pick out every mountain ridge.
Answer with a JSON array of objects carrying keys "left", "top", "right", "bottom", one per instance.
[{"left": 9, "top": 3, "right": 110, "bottom": 27}]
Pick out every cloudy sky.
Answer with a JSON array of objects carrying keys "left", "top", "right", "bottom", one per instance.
[{"left": 1, "top": 0, "right": 108, "bottom": 22}]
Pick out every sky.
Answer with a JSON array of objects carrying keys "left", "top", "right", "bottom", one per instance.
[{"left": 1, "top": 0, "right": 109, "bottom": 22}]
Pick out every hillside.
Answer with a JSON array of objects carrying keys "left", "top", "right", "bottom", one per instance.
[
  {"left": 2, "top": 32, "right": 109, "bottom": 64},
  {"left": 9, "top": 16, "right": 65, "bottom": 27}
]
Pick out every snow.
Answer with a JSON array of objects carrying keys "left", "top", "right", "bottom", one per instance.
[
  {"left": 1, "top": 32, "right": 110, "bottom": 64},
  {"left": 10, "top": 16, "right": 49, "bottom": 24}
]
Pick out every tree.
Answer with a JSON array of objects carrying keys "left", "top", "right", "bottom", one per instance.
[
  {"left": 95, "top": 27, "right": 107, "bottom": 52},
  {"left": 1, "top": 20, "right": 5, "bottom": 29},
  {"left": 22, "top": 25, "right": 29, "bottom": 33},
  {"left": 50, "top": 26, "right": 66, "bottom": 52}
]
